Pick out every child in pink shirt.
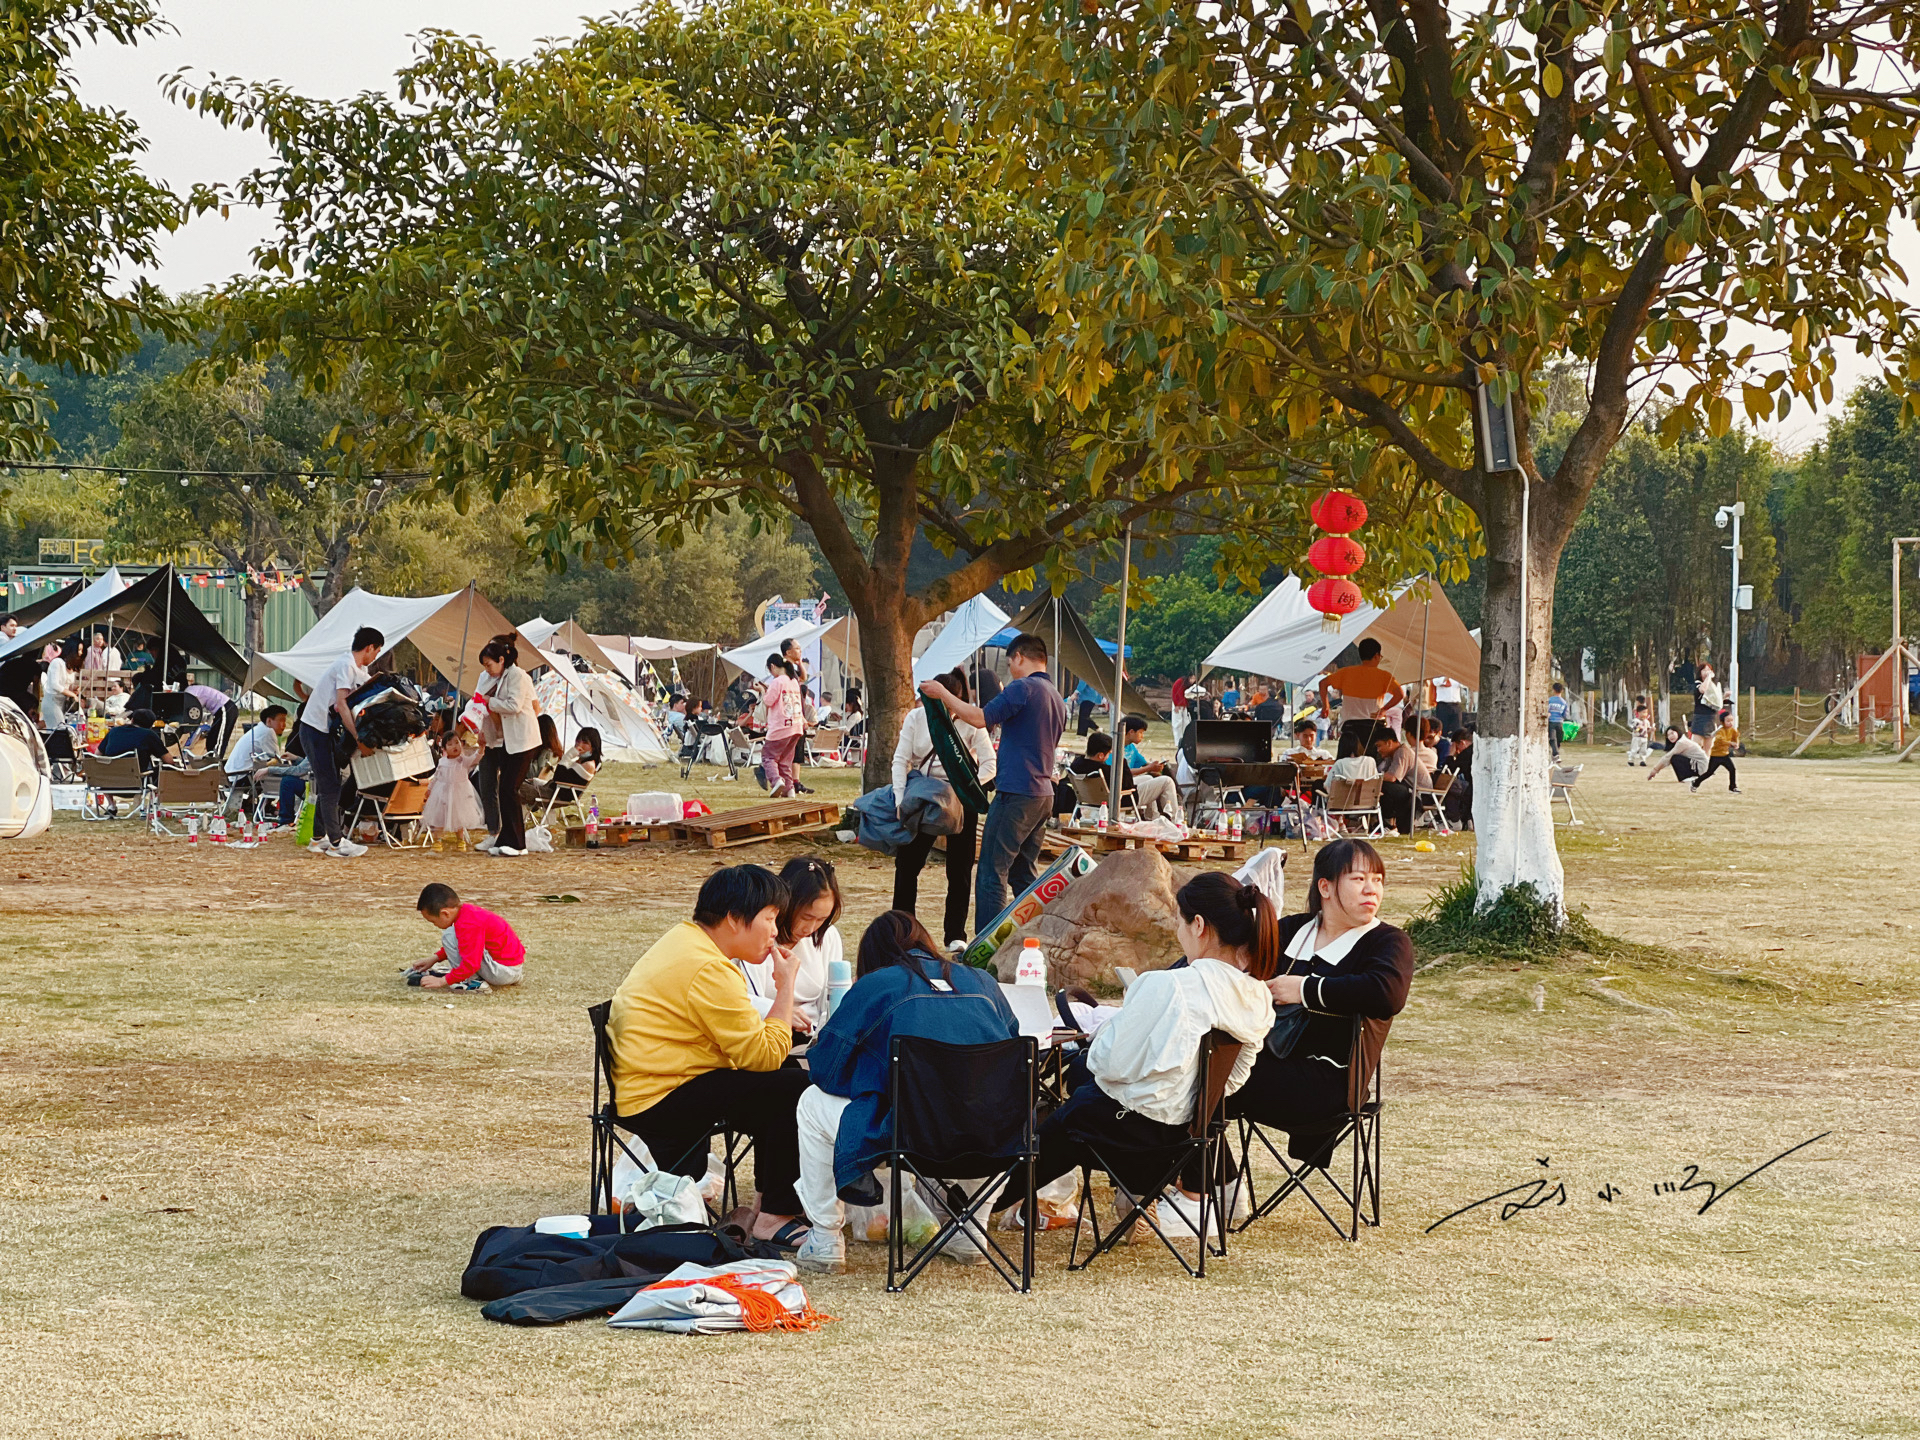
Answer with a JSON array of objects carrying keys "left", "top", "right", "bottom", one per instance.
[{"left": 408, "top": 882, "right": 525, "bottom": 992}]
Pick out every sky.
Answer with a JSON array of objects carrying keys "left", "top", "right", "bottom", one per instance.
[{"left": 69, "top": 1, "right": 1914, "bottom": 454}]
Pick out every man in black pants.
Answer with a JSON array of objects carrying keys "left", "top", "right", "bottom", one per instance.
[
  {"left": 295, "top": 625, "right": 383, "bottom": 859},
  {"left": 607, "top": 866, "right": 814, "bottom": 1250}
]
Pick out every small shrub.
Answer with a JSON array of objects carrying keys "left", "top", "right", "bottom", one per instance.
[{"left": 1408, "top": 867, "right": 1622, "bottom": 962}]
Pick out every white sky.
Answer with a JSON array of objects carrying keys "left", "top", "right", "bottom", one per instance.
[{"left": 70, "top": 1, "right": 1912, "bottom": 454}]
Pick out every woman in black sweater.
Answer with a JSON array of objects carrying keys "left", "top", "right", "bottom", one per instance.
[{"left": 1225, "top": 838, "right": 1414, "bottom": 1162}]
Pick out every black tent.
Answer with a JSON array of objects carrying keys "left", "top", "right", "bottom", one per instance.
[
  {"left": 1000, "top": 593, "right": 1161, "bottom": 720},
  {"left": 2, "top": 578, "right": 85, "bottom": 627}
]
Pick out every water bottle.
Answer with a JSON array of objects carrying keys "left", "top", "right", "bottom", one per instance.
[
  {"left": 1015, "top": 936, "right": 1047, "bottom": 987},
  {"left": 211, "top": 817, "right": 228, "bottom": 844},
  {"left": 185, "top": 816, "right": 199, "bottom": 845},
  {"left": 585, "top": 795, "right": 600, "bottom": 849},
  {"left": 825, "top": 958, "right": 854, "bottom": 1020},
  {"left": 1096, "top": 803, "right": 1109, "bottom": 832}
]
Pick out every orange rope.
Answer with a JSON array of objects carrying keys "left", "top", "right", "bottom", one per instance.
[{"left": 643, "top": 1273, "right": 835, "bottom": 1333}]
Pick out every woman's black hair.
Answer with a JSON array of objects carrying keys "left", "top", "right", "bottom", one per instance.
[
  {"left": 856, "top": 909, "right": 949, "bottom": 984},
  {"left": 479, "top": 633, "right": 518, "bottom": 667},
  {"left": 765, "top": 653, "right": 788, "bottom": 675},
  {"left": 574, "top": 726, "right": 603, "bottom": 764},
  {"left": 1307, "top": 837, "right": 1386, "bottom": 919},
  {"left": 692, "top": 864, "right": 789, "bottom": 927},
  {"left": 1174, "top": 871, "right": 1281, "bottom": 980},
  {"left": 537, "top": 713, "right": 561, "bottom": 755},
  {"left": 775, "top": 856, "right": 842, "bottom": 945},
  {"left": 938, "top": 668, "right": 970, "bottom": 705}
]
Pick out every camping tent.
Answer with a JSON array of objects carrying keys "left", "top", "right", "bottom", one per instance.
[
  {"left": 716, "top": 614, "right": 857, "bottom": 677},
  {"left": 912, "top": 594, "right": 1010, "bottom": 681},
  {"left": 0, "top": 564, "right": 252, "bottom": 686},
  {"left": 995, "top": 593, "right": 1160, "bottom": 719},
  {"left": 3, "top": 576, "right": 91, "bottom": 628},
  {"left": 520, "top": 618, "right": 624, "bottom": 675},
  {"left": 260, "top": 583, "right": 541, "bottom": 694},
  {"left": 595, "top": 634, "right": 715, "bottom": 662},
  {"left": 533, "top": 659, "right": 673, "bottom": 764},
  {"left": 1203, "top": 575, "right": 1481, "bottom": 687}
]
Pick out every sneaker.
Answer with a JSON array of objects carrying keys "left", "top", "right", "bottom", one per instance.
[
  {"left": 492, "top": 845, "right": 526, "bottom": 857},
  {"left": 1155, "top": 1189, "right": 1207, "bottom": 1237},
  {"left": 794, "top": 1226, "right": 847, "bottom": 1274},
  {"left": 330, "top": 838, "right": 369, "bottom": 858},
  {"left": 1688, "top": 780, "right": 1701, "bottom": 792},
  {"left": 308, "top": 839, "right": 336, "bottom": 856},
  {"left": 448, "top": 977, "right": 487, "bottom": 992},
  {"left": 475, "top": 835, "right": 499, "bottom": 853},
  {"left": 1729, "top": 786, "right": 1741, "bottom": 795},
  {"left": 945, "top": 939, "right": 967, "bottom": 957}
]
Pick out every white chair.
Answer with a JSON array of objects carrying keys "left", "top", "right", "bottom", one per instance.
[
  {"left": 1413, "top": 780, "right": 1455, "bottom": 836},
  {"left": 1320, "top": 776, "right": 1386, "bottom": 837},
  {"left": 1549, "top": 764, "right": 1584, "bottom": 826}
]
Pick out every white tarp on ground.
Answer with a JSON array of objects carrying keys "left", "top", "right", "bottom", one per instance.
[
  {"left": 0, "top": 567, "right": 131, "bottom": 664},
  {"left": 534, "top": 665, "right": 673, "bottom": 764},
  {"left": 261, "top": 584, "right": 542, "bottom": 692},
  {"left": 912, "top": 594, "right": 1010, "bottom": 682},
  {"left": 1203, "top": 575, "right": 1481, "bottom": 686},
  {"left": 716, "top": 614, "right": 855, "bottom": 677}
]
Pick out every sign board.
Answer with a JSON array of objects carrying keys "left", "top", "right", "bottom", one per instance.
[
  {"left": 38, "top": 538, "right": 106, "bottom": 565},
  {"left": 758, "top": 594, "right": 828, "bottom": 633}
]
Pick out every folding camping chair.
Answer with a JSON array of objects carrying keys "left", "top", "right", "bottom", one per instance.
[
  {"left": 1231, "top": 1016, "right": 1386, "bottom": 1242},
  {"left": 1067, "top": 769, "right": 1139, "bottom": 824},
  {"left": 885, "top": 1034, "right": 1039, "bottom": 1294},
  {"left": 147, "top": 763, "right": 227, "bottom": 837},
  {"left": 1319, "top": 775, "right": 1386, "bottom": 837},
  {"left": 79, "top": 751, "right": 152, "bottom": 821},
  {"left": 1549, "top": 763, "right": 1584, "bottom": 825},
  {"left": 1067, "top": 1029, "right": 1242, "bottom": 1278},
  {"left": 353, "top": 777, "right": 434, "bottom": 848},
  {"left": 1413, "top": 779, "right": 1455, "bottom": 836},
  {"left": 585, "top": 1002, "right": 751, "bottom": 1219},
  {"left": 537, "top": 781, "right": 590, "bottom": 831}
]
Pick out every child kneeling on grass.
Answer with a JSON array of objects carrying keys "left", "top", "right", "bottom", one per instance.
[{"left": 408, "top": 882, "right": 525, "bottom": 992}]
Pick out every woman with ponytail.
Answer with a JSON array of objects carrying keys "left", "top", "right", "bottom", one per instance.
[
  {"left": 1223, "top": 838, "right": 1414, "bottom": 1157},
  {"left": 1007, "top": 870, "right": 1280, "bottom": 1236},
  {"left": 473, "top": 634, "right": 540, "bottom": 856}
]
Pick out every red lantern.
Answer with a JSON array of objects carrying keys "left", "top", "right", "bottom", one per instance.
[
  {"left": 1306, "top": 535, "right": 1367, "bottom": 577},
  {"left": 1307, "top": 577, "right": 1364, "bottom": 616},
  {"left": 1310, "top": 490, "right": 1368, "bottom": 534}
]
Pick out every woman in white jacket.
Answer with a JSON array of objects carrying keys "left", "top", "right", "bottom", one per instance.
[
  {"left": 1017, "top": 870, "right": 1278, "bottom": 1235},
  {"left": 474, "top": 634, "right": 541, "bottom": 857},
  {"left": 890, "top": 668, "right": 996, "bottom": 951}
]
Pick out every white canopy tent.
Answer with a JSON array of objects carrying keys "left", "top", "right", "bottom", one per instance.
[
  {"left": 533, "top": 661, "right": 673, "bottom": 764},
  {"left": 716, "top": 614, "right": 856, "bottom": 677},
  {"left": 1204, "top": 575, "right": 1481, "bottom": 688},
  {"left": 259, "top": 583, "right": 543, "bottom": 694},
  {"left": 0, "top": 567, "right": 132, "bottom": 665},
  {"left": 911, "top": 594, "right": 1010, "bottom": 681},
  {"left": 520, "top": 617, "right": 624, "bottom": 675}
]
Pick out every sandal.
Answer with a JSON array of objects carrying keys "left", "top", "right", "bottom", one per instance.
[{"left": 755, "top": 1218, "right": 811, "bottom": 1253}]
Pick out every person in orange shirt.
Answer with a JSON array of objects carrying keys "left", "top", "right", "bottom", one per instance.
[{"left": 1318, "top": 639, "right": 1406, "bottom": 755}]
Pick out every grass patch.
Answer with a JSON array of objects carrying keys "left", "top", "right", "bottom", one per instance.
[{"left": 1408, "top": 866, "right": 1675, "bottom": 966}]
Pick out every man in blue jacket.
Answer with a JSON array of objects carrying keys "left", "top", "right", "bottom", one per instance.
[{"left": 792, "top": 914, "right": 1019, "bottom": 1273}]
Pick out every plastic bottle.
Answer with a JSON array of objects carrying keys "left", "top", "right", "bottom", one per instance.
[
  {"left": 1229, "top": 809, "right": 1243, "bottom": 842},
  {"left": 1096, "top": 803, "right": 1109, "bottom": 832},
  {"left": 825, "top": 958, "right": 854, "bottom": 1020},
  {"left": 185, "top": 816, "right": 199, "bottom": 844},
  {"left": 585, "top": 795, "right": 600, "bottom": 849},
  {"left": 211, "top": 816, "right": 228, "bottom": 844},
  {"left": 1015, "top": 936, "right": 1047, "bottom": 986}
]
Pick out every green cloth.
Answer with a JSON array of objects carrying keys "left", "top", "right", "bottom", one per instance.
[{"left": 923, "top": 695, "right": 991, "bottom": 813}]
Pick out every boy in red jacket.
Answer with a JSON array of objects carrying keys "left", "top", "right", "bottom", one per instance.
[{"left": 408, "top": 882, "right": 526, "bottom": 992}]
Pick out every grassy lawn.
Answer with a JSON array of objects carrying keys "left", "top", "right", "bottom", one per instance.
[{"left": 3, "top": 749, "right": 1915, "bottom": 1437}]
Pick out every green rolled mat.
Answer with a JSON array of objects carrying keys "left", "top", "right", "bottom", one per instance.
[{"left": 923, "top": 694, "right": 992, "bottom": 814}]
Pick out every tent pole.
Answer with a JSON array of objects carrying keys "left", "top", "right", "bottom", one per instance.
[
  {"left": 1052, "top": 595, "right": 1060, "bottom": 689},
  {"left": 1109, "top": 525, "right": 1133, "bottom": 809},
  {"left": 1414, "top": 576, "right": 1431, "bottom": 737},
  {"left": 161, "top": 564, "right": 174, "bottom": 694},
  {"left": 452, "top": 582, "right": 474, "bottom": 703}
]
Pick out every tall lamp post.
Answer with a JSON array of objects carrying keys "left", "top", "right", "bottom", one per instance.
[{"left": 1715, "top": 502, "right": 1747, "bottom": 715}]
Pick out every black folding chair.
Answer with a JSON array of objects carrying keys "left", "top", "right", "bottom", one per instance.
[
  {"left": 1231, "top": 1016, "right": 1385, "bottom": 1242},
  {"left": 885, "top": 1035, "right": 1039, "bottom": 1294},
  {"left": 1067, "top": 1028, "right": 1243, "bottom": 1277},
  {"left": 585, "top": 1001, "right": 751, "bottom": 1219}
]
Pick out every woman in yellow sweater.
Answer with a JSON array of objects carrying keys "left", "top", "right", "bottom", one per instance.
[{"left": 608, "top": 865, "right": 813, "bottom": 1249}]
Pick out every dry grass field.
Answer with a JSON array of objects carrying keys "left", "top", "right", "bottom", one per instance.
[{"left": 3, "top": 749, "right": 1915, "bottom": 1439}]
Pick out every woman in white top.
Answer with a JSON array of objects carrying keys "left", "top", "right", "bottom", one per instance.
[
  {"left": 1016, "top": 871, "right": 1279, "bottom": 1237},
  {"left": 890, "top": 668, "right": 997, "bottom": 949},
  {"left": 1647, "top": 726, "right": 1709, "bottom": 783},
  {"left": 40, "top": 641, "right": 80, "bottom": 729},
  {"left": 736, "top": 856, "right": 844, "bottom": 1034},
  {"left": 474, "top": 634, "right": 541, "bottom": 856}
]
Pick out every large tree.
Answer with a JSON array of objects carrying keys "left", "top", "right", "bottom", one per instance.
[
  {"left": 175, "top": 0, "right": 1455, "bottom": 785},
  {"left": 1007, "top": 0, "right": 1920, "bottom": 911},
  {"left": 2, "top": 0, "right": 192, "bottom": 460}
]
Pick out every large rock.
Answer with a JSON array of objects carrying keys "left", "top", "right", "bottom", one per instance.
[{"left": 989, "top": 848, "right": 1200, "bottom": 991}]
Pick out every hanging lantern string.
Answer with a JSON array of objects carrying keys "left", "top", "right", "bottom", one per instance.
[{"left": 0, "top": 461, "right": 428, "bottom": 482}]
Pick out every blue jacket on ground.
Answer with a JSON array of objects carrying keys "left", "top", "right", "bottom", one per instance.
[{"left": 805, "top": 954, "right": 1020, "bottom": 1191}]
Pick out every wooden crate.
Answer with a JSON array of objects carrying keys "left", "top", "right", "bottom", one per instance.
[
  {"left": 669, "top": 798, "right": 842, "bottom": 850},
  {"left": 1055, "top": 825, "right": 1251, "bottom": 864}
]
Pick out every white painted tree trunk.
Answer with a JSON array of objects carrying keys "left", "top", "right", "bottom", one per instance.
[{"left": 1469, "top": 732, "right": 1565, "bottom": 917}]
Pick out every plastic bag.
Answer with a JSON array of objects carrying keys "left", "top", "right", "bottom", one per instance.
[
  {"left": 618, "top": 1168, "right": 708, "bottom": 1232},
  {"left": 843, "top": 1168, "right": 936, "bottom": 1247},
  {"left": 294, "top": 799, "right": 316, "bottom": 846},
  {"left": 525, "top": 824, "right": 554, "bottom": 854}
]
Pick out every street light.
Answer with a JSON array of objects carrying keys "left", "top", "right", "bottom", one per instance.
[{"left": 1716, "top": 502, "right": 1748, "bottom": 717}]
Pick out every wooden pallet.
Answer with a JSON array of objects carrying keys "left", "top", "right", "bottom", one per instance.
[
  {"left": 562, "top": 820, "right": 678, "bottom": 849},
  {"left": 1056, "top": 825, "right": 1251, "bottom": 863},
  {"left": 669, "top": 798, "right": 842, "bottom": 849}
]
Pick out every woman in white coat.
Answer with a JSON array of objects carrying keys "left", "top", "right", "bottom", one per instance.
[
  {"left": 890, "top": 668, "right": 996, "bottom": 951},
  {"left": 473, "top": 634, "right": 541, "bottom": 857}
]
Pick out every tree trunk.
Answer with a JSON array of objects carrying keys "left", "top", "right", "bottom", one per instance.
[
  {"left": 856, "top": 589, "right": 919, "bottom": 793},
  {"left": 1469, "top": 471, "right": 1573, "bottom": 917}
]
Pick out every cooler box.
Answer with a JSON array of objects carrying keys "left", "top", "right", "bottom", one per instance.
[
  {"left": 350, "top": 735, "right": 434, "bottom": 788},
  {"left": 625, "top": 791, "right": 682, "bottom": 824}
]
